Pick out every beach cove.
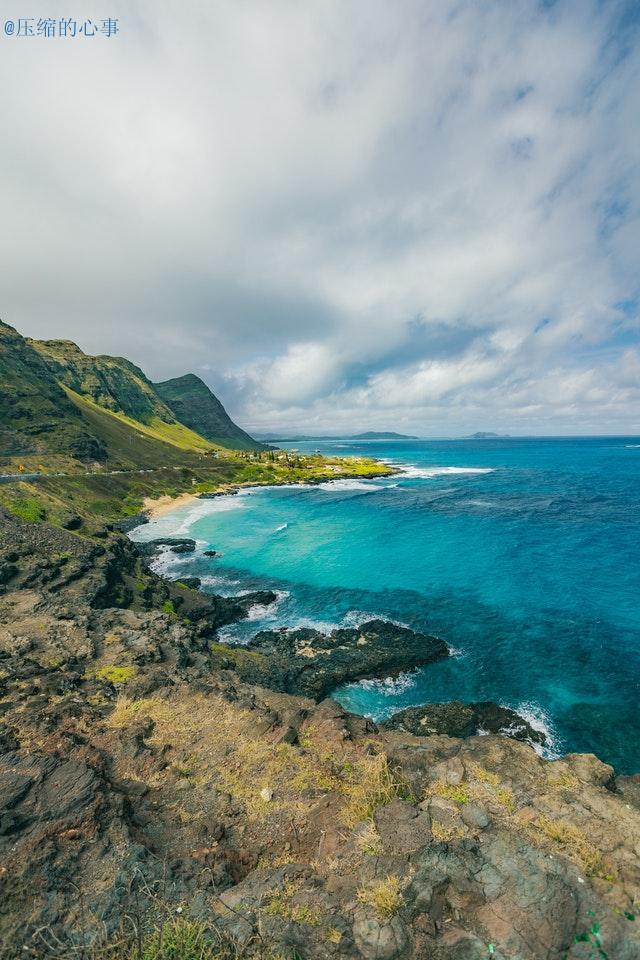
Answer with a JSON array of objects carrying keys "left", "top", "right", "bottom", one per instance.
[{"left": 131, "top": 435, "right": 640, "bottom": 774}]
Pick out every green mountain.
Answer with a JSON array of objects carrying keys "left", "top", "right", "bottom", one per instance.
[
  {"left": 155, "top": 374, "right": 263, "bottom": 451},
  {"left": 0, "top": 320, "right": 261, "bottom": 465},
  {"left": 0, "top": 321, "right": 108, "bottom": 462},
  {"left": 29, "top": 337, "right": 176, "bottom": 425}
]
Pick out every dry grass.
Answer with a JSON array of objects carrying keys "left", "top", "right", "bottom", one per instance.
[
  {"left": 106, "top": 694, "right": 404, "bottom": 832},
  {"left": 355, "top": 821, "right": 383, "bottom": 856},
  {"left": 463, "top": 762, "right": 515, "bottom": 812},
  {"left": 431, "top": 821, "right": 467, "bottom": 842},
  {"left": 425, "top": 781, "right": 472, "bottom": 805},
  {"left": 340, "top": 752, "right": 406, "bottom": 827},
  {"left": 356, "top": 876, "right": 403, "bottom": 920},
  {"left": 527, "top": 815, "right": 603, "bottom": 875},
  {"left": 546, "top": 768, "right": 580, "bottom": 791}
]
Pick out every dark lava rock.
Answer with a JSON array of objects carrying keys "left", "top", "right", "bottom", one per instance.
[
  {"left": 174, "top": 576, "right": 202, "bottom": 590},
  {"left": 137, "top": 537, "right": 197, "bottom": 557},
  {"left": 220, "top": 619, "right": 448, "bottom": 700},
  {"left": 382, "top": 700, "right": 546, "bottom": 746},
  {"left": 203, "top": 550, "right": 218, "bottom": 557},
  {"left": 115, "top": 513, "right": 149, "bottom": 533},
  {"left": 62, "top": 515, "right": 83, "bottom": 530}
]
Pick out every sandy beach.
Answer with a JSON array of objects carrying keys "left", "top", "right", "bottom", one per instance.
[{"left": 142, "top": 491, "right": 200, "bottom": 519}]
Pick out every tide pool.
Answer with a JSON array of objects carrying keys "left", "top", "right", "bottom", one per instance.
[{"left": 131, "top": 437, "right": 640, "bottom": 773}]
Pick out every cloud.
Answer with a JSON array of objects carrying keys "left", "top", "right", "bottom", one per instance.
[{"left": 0, "top": 0, "right": 638, "bottom": 434}]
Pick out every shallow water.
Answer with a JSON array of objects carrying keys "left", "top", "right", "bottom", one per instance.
[{"left": 130, "top": 437, "right": 640, "bottom": 773}]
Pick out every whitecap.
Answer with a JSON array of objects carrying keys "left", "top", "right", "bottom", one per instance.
[
  {"left": 245, "top": 589, "right": 291, "bottom": 621},
  {"left": 316, "top": 478, "right": 378, "bottom": 492},
  {"left": 447, "top": 644, "right": 466, "bottom": 659},
  {"left": 343, "top": 670, "right": 419, "bottom": 697},
  {"left": 199, "top": 574, "right": 241, "bottom": 588},
  {"left": 510, "top": 700, "right": 562, "bottom": 759},
  {"left": 397, "top": 465, "right": 494, "bottom": 479},
  {"left": 341, "top": 609, "right": 411, "bottom": 629}
]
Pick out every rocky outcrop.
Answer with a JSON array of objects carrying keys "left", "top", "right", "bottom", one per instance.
[
  {"left": 136, "top": 536, "right": 197, "bottom": 556},
  {"left": 1, "top": 509, "right": 640, "bottom": 959},
  {"left": 215, "top": 619, "right": 448, "bottom": 700},
  {"left": 383, "top": 700, "right": 546, "bottom": 746}
]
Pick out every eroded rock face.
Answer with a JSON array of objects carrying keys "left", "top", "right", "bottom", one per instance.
[
  {"left": 1, "top": 508, "right": 640, "bottom": 959},
  {"left": 383, "top": 700, "right": 546, "bottom": 746},
  {"left": 230, "top": 619, "right": 449, "bottom": 700}
]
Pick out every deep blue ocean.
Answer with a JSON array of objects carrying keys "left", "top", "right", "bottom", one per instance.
[{"left": 131, "top": 437, "right": 640, "bottom": 773}]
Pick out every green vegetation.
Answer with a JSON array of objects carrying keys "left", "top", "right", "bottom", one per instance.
[
  {"left": 427, "top": 781, "right": 472, "bottom": 805},
  {"left": 0, "top": 319, "right": 392, "bottom": 529},
  {"left": 95, "top": 665, "right": 138, "bottom": 685},
  {"left": 4, "top": 497, "right": 47, "bottom": 523},
  {"left": 134, "top": 919, "right": 220, "bottom": 960},
  {"left": 155, "top": 373, "right": 263, "bottom": 451}
]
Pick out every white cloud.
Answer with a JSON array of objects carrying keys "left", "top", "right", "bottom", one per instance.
[{"left": 0, "top": 0, "right": 638, "bottom": 434}]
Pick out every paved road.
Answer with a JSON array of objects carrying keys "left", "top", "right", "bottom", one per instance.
[{"left": 0, "top": 465, "right": 199, "bottom": 484}]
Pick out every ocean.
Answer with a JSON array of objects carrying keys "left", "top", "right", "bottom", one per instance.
[{"left": 130, "top": 436, "right": 640, "bottom": 774}]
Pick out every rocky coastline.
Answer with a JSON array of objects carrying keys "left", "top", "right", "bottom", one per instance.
[{"left": 1, "top": 506, "right": 640, "bottom": 959}]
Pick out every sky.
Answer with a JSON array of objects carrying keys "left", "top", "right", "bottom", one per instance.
[{"left": 1, "top": 0, "right": 639, "bottom": 436}]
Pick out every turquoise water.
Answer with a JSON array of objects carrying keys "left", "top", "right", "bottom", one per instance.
[{"left": 131, "top": 437, "right": 640, "bottom": 773}]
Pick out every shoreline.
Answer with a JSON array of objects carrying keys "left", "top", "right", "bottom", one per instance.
[{"left": 141, "top": 467, "right": 399, "bottom": 521}]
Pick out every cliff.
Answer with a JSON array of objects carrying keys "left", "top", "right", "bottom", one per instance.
[{"left": 0, "top": 508, "right": 638, "bottom": 960}]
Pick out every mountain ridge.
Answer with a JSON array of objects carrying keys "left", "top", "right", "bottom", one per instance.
[
  {"left": 0, "top": 320, "right": 262, "bottom": 462},
  {"left": 155, "top": 373, "right": 263, "bottom": 451}
]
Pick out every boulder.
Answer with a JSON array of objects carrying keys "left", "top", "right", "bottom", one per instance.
[{"left": 383, "top": 700, "right": 546, "bottom": 746}]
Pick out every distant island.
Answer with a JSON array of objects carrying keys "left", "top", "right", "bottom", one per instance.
[
  {"left": 467, "top": 431, "right": 511, "bottom": 439},
  {"left": 259, "top": 431, "right": 419, "bottom": 442}
]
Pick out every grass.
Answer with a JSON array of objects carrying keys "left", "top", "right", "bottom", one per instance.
[
  {"left": 340, "top": 752, "right": 407, "bottom": 827},
  {"left": 356, "top": 876, "right": 403, "bottom": 920},
  {"left": 105, "top": 694, "right": 406, "bottom": 835},
  {"left": 64, "top": 388, "right": 219, "bottom": 454},
  {"left": 426, "top": 781, "right": 471, "bottom": 805},
  {"left": 355, "top": 821, "right": 383, "bottom": 856},
  {"left": 528, "top": 815, "right": 603, "bottom": 875},
  {"left": 134, "top": 919, "right": 222, "bottom": 959},
  {"left": 261, "top": 878, "right": 325, "bottom": 927},
  {"left": 4, "top": 496, "right": 47, "bottom": 523},
  {"left": 463, "top": 762, "right": 515, "bottom": 812},
  {"left": 108, "top": 696, "right": 154, "bottom": 728},
  {"left": 95, "top": 665, "right": 138, "bottom": 685},
  {"left": 431, "top": 821, "right": 467, "bottom": 842}
]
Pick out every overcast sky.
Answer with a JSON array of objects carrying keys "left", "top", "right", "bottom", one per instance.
[{"left": 1, "top": 0, "right": 639, "bottom": 436}]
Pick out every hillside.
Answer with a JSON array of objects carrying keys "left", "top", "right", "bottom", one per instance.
[
  {"left": 1, "top": 507, "right": 639, "bottom": 959},
  {"left": 0, "top": 320, "right": 108, "bottom": 462},
  {"left": 155, "top": 373, "right": 263, "bottom": 451},
  {"left": 0, "top": 321, "right": 262, "bottom": 467}
]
